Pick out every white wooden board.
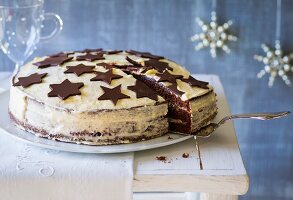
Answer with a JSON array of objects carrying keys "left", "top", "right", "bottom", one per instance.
[{"left": 133, "top": 75, "right": 249, "bottom": 195}]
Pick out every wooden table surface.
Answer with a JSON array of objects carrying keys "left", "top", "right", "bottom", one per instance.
[{"left": 133, "top": 75, "right": 249, "bottom": 198}]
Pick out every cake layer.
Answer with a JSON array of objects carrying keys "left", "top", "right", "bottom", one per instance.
[
  {"left": 190, "top": 92, "right": 217, "bottom": 132},
  {"left": 10, "top": 111, "right": 168, "bottom": 145},
  {"left": 9, "top": 87, "right": 169, "bottom": 145},
  {"left": 168, "top": 92, "right": 217, "bottom": 133}
]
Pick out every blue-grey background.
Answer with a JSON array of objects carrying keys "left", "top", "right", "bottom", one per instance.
[{"left": 1, "top": 0, "right": 293, "bottom": 199}]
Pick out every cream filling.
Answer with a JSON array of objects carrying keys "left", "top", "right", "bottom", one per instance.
[
  {"left": 190, "top": 92, "right": 217, "bottom": 131},
  {"left": 55, "top": 118, "right": 168, "bottom": 144},
  {"left": 12, "top": 120, "right": 167, "bottom": 145},
  {"left": 189, "top": 92, "right": 217, "bottom": 112},
  {"left": 168, "top": 92, "right": 217, "bottom": 124}
]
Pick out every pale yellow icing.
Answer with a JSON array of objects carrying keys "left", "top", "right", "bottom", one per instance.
[{"left": 12, "top": 51, "right": 212, "bottom": 111}]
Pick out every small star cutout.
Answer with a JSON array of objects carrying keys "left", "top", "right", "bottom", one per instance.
[
  {"left": 90, "top": 69, "right": 123, "bottom": 84},
  {"left": 48, "top": 79, "right": 84, "bottom": 100},
  {"left": 181, "top": 75, "right": 209, "bottom": 89},
  {"left": 144, "top": 59, "right": 173, "bottom": 73},
  {"left": 156, "top": 71, "right": 183, "bottom": 83},
  {"left": 126, "top": 56, "right": 172, "bottom": 73},
  {"left": 98, "top": 85, "right": 130, "bottom": 105},
  {"left": 76, "top": 53, "right": 105, "bottom": 62},
  {"left": 128, "top": 80, "right": 159, "bottom": 101},
  {"left": 64, "top": 64, "right": 95, "bottom": 76},
  {"left": 13, "top": 73, "right": 47, "bottom": 88},
  {"left": 127, "top": 50, "right": 164, "bottom": 60},
  {"left": 167, "top": 84, "right": 184, "bottom": 97},
  {"left": 33, "top": 56, "right": 73, "bottom": 68}
]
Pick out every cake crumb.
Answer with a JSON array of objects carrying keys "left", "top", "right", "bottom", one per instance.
[
  {"left": 182, "top": 153, "right": 189, "bottom": 158},
  {"left": 156, "top": 156, "right": 167, "bottom": 162},
  {"left": 167, "top": 135, "right": 173, "bottom": 140}
]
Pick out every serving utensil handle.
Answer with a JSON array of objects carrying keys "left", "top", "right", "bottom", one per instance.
[{"left": 217, "top": 111, "right": 290, "bottom": 127}]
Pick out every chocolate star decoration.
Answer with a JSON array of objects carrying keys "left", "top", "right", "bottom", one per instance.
[
  {"left": 97, "top": 63, "right": 116, "bottom": 70},
  {"left": 106, "top": 50, "right": 123, "bottom": 54},
  {"left": 121, "top": 66, "right": 141, "bottom": 74},
  {"left": 49, "top": 52, "right": 70, "bottom": 57},
  {"left": 97, "top": 63, "right": 131, "bottom": 70},
  {"left": 64, "top": 64, "right": 95, "bottom": 76},
  {"left": 126, "top": 56, "right": 144, "bottom": 68},
  {"left": 98, "top": 85, "right": 130, "bottom": 105},
  {"left": 33, "top": 56, "right": 73, "bottom": 68},
  {"left": 128, "top": 80, "right": 159, "bottom": 101},
  {"left": 48, "top": 79, "right": 84, "bottom": 100},
  {"left": 144, "top": 59, "right": 173, "bottom": 73},
  {"left": 81, "top": 48, "right": 103, "bottom": 53},
  {"left": 76, "top": 53, "right": 105, "bottom": 62},
  {"left": 127, "top": 50, "right": 164, "bottom": 60},
  {"left": 167, "top": 84, "right": 184, "bottom": 97},
  {"left": 13, "top": 73, "right": 47, "bottom": 88},
  {"left": 90, "top": 69, "right": 123, "bottom": 84},
  {"left": 182, "top": 76, "right": 209, "bottom": 89},
  {"left": 156, "top": 71, "right": 183, "bottom": 83}
]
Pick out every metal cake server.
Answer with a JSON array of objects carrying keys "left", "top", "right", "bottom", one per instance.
[
  {"left": 196, "top": 111, "right": 291, "bottom": 138},
  {"left": 191, "top": 111, "right": 290, "bottom": 170},
  {"left": 173, "top": 111, "right": 290, "bottom": 138}
]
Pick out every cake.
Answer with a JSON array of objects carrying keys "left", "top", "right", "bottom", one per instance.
[{"left": 9, "top": 49, "right": 217, "bottom": 145}]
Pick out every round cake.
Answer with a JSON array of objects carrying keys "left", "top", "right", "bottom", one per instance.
[{"left": 9, "top": 49, "right": 217, "bottom": 145}]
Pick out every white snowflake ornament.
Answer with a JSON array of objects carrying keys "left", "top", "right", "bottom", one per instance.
[
  {"left": 191, "top": 11, "right": 237, "bottom": 58},
  {"left": 254, "top": 40, "right": 293, "bottom": 87}
]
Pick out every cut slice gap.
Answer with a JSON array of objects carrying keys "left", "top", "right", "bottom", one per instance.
[
  {"left": 123, "top": 57, "right": 217, "bottom": 135},
  {"left": 132, "top": 73, "right": 194, "bottom": 134}
]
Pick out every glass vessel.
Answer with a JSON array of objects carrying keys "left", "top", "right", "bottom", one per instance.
[{"left": 0, "top": 0, "right": 63, "bottom": 76}]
